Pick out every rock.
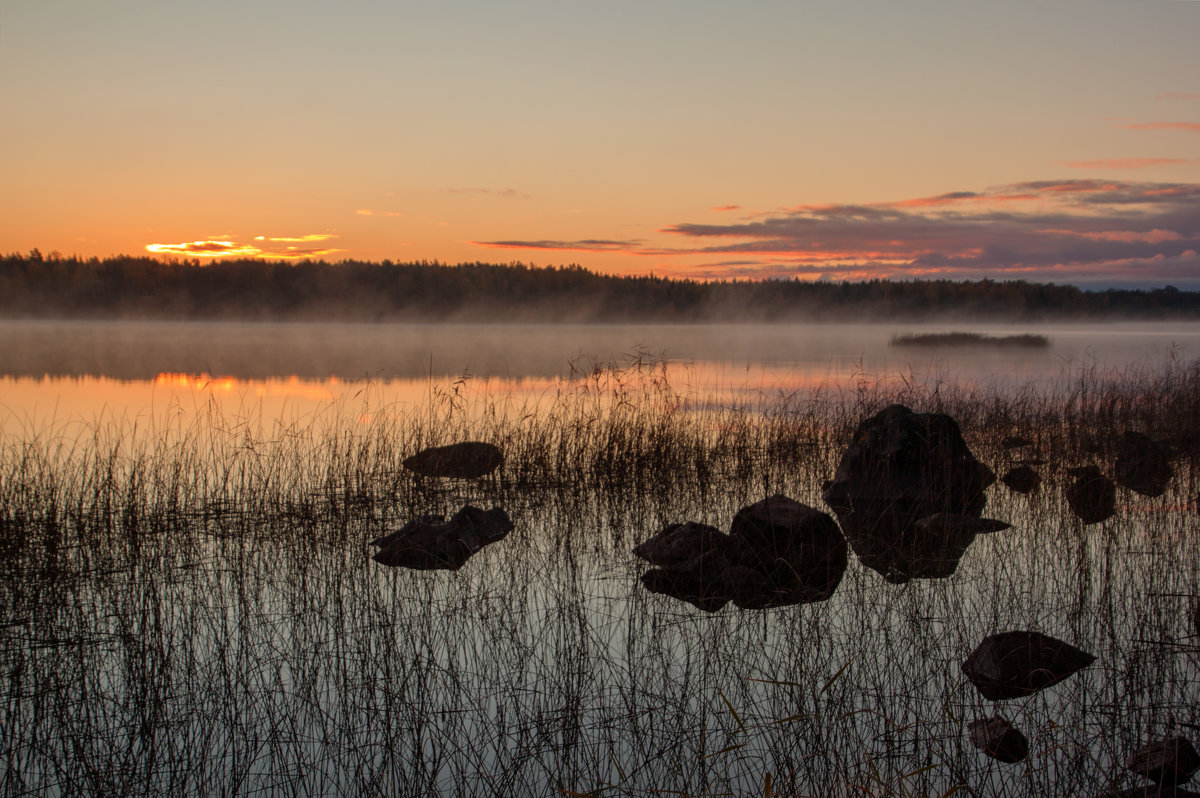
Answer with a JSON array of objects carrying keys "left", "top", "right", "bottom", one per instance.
[
  {"left": 372, "top": 505, "right": 513, "bottom": 570},
  {"left": 962, "top": 631, "right": 1095, "bottom": 700},
  {"left": 1114, "top": 432, "right": 1174, "bottom": 498},
  {"left": 728, "top": 495, "right": 849, "bottom": 608},
  {"left": 821, "top": 405, "right": 995, "bottom": 583},
  {"left": 637, "top": 496, "right": 847, "bottom": 611},
  {"left": 1065, "top": 466, "right": 1117, "bottom": 524},
  {"left": 1127, "top": 736, "right": 1200, "bottom": 787},
  {"left": 633, "top": 522, "right": 732, "bottom": 566},
  {"left": 1002, "top": 435, "right": 1035, "bottom": 449},
  {"left": 1001, "top": 465, "right": 1042, "bottom": 494},
  {"left": 402, "top": 441, "right": 503, "bottom": 479},
  {"left": 967, "top": 715, "right": 1029, "bottom": 763}
]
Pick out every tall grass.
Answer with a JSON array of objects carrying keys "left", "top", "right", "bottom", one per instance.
[{"left": 1, "top": 355, "right": 1198, "bottom": 796}]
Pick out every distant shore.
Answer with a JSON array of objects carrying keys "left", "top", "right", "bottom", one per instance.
[{"left": 3, "top": 252, "right": 1200, "bottom": 322}]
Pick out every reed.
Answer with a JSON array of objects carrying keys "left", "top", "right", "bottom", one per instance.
[{"left": 1, "top": 355, "right": 1198, "bottom": 796}]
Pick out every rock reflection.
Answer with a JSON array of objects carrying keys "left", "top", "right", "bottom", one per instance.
[{"left": 371, "top": 505, "right": 513, "bottom": 570}]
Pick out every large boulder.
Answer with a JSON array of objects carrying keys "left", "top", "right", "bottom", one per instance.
[
  {"left": 1114, "top": 432, "right": 1174, "bottom": 498},
  {"left": 728, "top": 495, "right": 849, "bottom": 608},
  {"left": 372, "top": 505, "right": 513, "bottom": 570},
  {"left": 636, "top": 496, "right": 847, "bottom": 611},
  {"left": 403, "top": 441, "right": 503, "bottom": 479},
  {"left": 961, "top": 631, "right": 1095, "bottom": 700},
  {"left": 1065, "top": 466, "right": 1117, "bottom": 525},
  {"left": 821, "top": 405, "right": 997, "bottom": 583}
]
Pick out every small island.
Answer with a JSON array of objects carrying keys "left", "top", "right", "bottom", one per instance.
[{"left": 889, "top": 331, "right": 1052, "bottom": 348}]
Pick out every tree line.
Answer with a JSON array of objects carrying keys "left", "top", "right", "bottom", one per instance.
[{"left": 2, "top": 251, "right": 1199, "bottom": 322}]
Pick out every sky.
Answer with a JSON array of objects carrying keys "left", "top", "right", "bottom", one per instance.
[{"left": 2, "top": 0, "right": 1199, "bottom": 288}]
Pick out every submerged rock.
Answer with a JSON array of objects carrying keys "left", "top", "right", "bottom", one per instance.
[
  {"left": 821, "top": 405, "right": 997, "bottom": 583},
  {"left": 1001, "top": 465, "right": 1042, "bottom": 495},
  {"left": 1114, "top": 431, "right": 1174, "bottom": 498},
  {"left": 1127, "top": 737, "right": 1200, "bottom": 787},
  {"left": 1065, "top": 466, "right": 1117, "bottom": 525},
  {"left": 402, "top": 441, "right": 503, "bottom": 479},
  {"left": 962, "top": 631, "right": 1095, "bottom": 700},
  {"left": 372, "top": 505, "right": 513, "bottom": 570},
  {"left": 636, "top": 496, "right": 847, "bottom": 611},
  {"left": 967, "top": 715, "right": 1029, "bottom": 763}
]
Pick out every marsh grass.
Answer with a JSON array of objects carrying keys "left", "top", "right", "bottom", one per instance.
[{"left": 1, "top": 354, "right": 1199, "bottom": 796}]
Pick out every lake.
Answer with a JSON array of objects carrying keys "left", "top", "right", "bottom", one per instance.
[
  {"left": 2, "top": 320, "right": 1199, "bottom": 796},
  {"left": 4, "top": 319, "right": 1199, "bottom": 429}
]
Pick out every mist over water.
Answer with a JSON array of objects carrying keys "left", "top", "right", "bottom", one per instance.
[
  {"left": 3, "top": 319, "right": 1199, "bottom": 429},
  {"left": 4, "top": 319, "right": 1199, "bottom": 380}
]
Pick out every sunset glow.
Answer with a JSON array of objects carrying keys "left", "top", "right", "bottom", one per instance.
[{"left": 2, "top": 1, "right": 1198, "bottom": 287}]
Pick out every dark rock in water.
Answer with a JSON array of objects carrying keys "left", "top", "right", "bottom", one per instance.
[
  {"left": 821, "top": 405, "right": 995, "bottom": 583},
  {"left": 637, "top": 496, "right": 847, "bottom": 611},
  {"left": 1013, "top": 457, "right": 1048, "bottom": 466},
  {"left": 1127, "top": 736, "right": 1200, "bottom": 787},
  {"left": 1065, "top": 466, "right": 1117, "bottom": 524},
  {"left": 967, "top": 715, "right": 1029, "bottom": 763},
  {"left": 728, "top": 495, "right": 848, "bottom": 608},
  {"left": 962, "top": 631, "right": 1095, "bottom": 700},
  {"left": 372, "top": 505, "right": 513, "bottom": 570},
  {"left": 1002, "top": 435, "right": 1035, "bottom": 449},
  {"left": 633, "top": 522, "right": 732, "bottom": 566},
  {"left": 1114, "top": 431, "right": 1174, "bottom": 498},
  {"left": 402, "top": 441, "right": 503, "bottom": 479},
  {"left": 1002, "top": 465, "right": 1042, "bottom": 494}
]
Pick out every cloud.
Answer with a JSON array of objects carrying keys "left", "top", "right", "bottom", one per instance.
[
  {"left": 253, "top": 233, "right": 338, "bottom": 242},
  {"left": 710, "top": 205, "right": 742, "bottom": 212},
  {"left": 146, "top": 234, "right": 342, "bottom": 260},
  {"left": 1156, "top": 92, "right": 1200, "bottom": 101},
  {"left": 650, "top": 179, "right": 1200, "bottom": 283},
  {"left": 1117, "top": 121, "right": 1200, "bottom": 133},
  {"left": 146, "top": 240, "right": 260, "bottom": 257},
  {"left": 356, "top": 209, "right": 405, "bottom": 218},
  {"left": 472, "top": 238, "right": 644, "bottom": 252},
  {"left": 1060, "top": 158, "right": 1191, "bottom": 170}
]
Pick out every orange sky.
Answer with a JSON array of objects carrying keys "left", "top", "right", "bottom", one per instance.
[{"left": 2, "top": 1, "right": 1198, "bottom": 287}]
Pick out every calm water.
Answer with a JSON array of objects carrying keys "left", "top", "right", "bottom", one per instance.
[
  {"left": 3, "top": 319, "right": 1199, "bottom": 430},
  {"left": 3, "top": 320, "right": 1199, "bottom": 796}
]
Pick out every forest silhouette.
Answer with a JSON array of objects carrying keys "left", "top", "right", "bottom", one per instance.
[{"left": 3, "top": 251, "right": 1198, "bottom": 322}]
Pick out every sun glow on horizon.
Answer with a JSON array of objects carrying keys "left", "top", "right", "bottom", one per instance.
[{"left": 146, "top": 235, "right": 342, "bottom": 261}]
